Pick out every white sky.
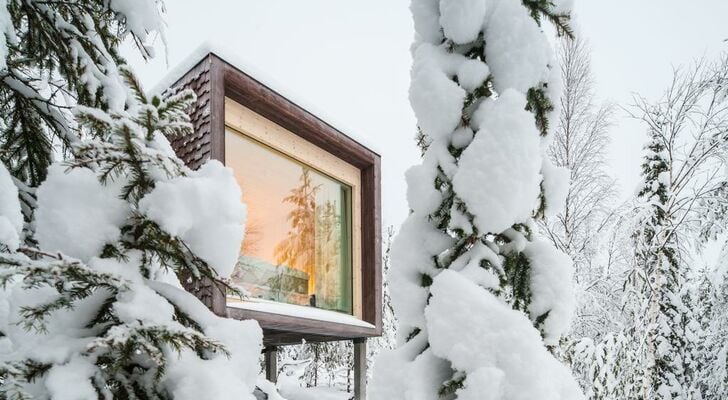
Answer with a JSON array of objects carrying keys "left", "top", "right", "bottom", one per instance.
[
  {"left": 127, "top": 0, "right": 728, "bottom": 236},
  {"left": 576, "top": 0, "right": 728, "bottom": 200}
]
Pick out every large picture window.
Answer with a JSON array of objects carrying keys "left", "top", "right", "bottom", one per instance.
[
  {"left": 224, "top": 101, "right": 360, "bottom": 316},
  {"left": 166, "top": 56, "right": 381, "bottom": 342}
]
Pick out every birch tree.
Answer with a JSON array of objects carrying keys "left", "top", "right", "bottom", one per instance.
[{"left": 541, "top": 35, "right": 623, "bottom": 342}]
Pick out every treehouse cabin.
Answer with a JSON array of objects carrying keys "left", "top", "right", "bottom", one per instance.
[{"left": 158, "top": 49, "right": 382, "bottom": 369}]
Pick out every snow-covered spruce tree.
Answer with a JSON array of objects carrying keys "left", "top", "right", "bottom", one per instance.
[
  {"left": 689, "top": 268, "right": 719, "bottom": 398},
  {"left": 0, "top": 0, "right": 163, "bottom": 218},
  {"left": 691, "top": 245, "right": 728, "bottom": 400},
  {"left": 626, "top": 54, "right": 728, "bottom": 399},
  {"left": 370, "top": 0, "right": 583, "bottom": 399},
  {"left": 701, "top": 272, "right": 728, "bottom": 399},
  {"left": 565, "top": 331, "right": 641, "bottom": 400},
  {"left": 0, "top": 71, "right": 264, "bottom": 399}
]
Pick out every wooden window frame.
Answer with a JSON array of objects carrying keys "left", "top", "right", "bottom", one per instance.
[
  {"left": 169, "top": 53, "right": 382, "bottom": 345},
  {"left": 224, "top": 100, "right": 364, "bottom": 320}
]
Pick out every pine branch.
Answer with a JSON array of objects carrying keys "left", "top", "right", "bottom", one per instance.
[
  {"left": 0, "top": 251, "right": 130, "bottom": 332},
  {"left": 521, "top": 0, "right": 574, "bottom": 38}
]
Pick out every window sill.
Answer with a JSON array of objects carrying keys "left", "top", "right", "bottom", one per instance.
[{"left": 227, "top": 297, "right": 374, "bottom": 329}]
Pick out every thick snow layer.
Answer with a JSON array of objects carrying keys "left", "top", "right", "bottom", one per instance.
[
  {"left": 453, "top": 90, "right": 542, "bottom": 234},
  {"left": 113, "top": 284, "right": 176, "bottom": 326},
  {"left": 451, "top": 126, "right": 474, "bottom": 149},
  {"left": 484, "top": 0, "right": 552, "bottom": 94},
  {"left": 165, "top": 359, "right": 256, "bottom": 400},
  {"left": 451, "top": 241, "right": 502, "bottom": 289},
  {"left": 439, "top": 0, "right": 487, "bottom": 44},
  {"left": 405, "top": 163, "right": 442, "bottom": 215},
  {"left": 227, "top": 298, "right": 375, "bottom": 329},
  {"left": 150, "top": 281, "right": 263, "bottom": 399},
  {"left": 410, "top": 44, "right": 466, "bottom": 141},
  {"left": 278, "top": 374, "right": 351, "bottom": 400},
  {"left": 457, "top": 59, "right": 490, "bottom": 93},
  {"left": 35, "top": 164, "right": 128, "bottom": 261},
  {"left": 425, "top": 270, "right": 583, "bottom": 400},
  {"left": 456, "top": 367, "right": 506, "bottom": 399},
  {"left": 523, "top": 239, "right": 575, "bottom": 345},
  {"left": 370, "top": 339, "right": 453, "bottom": 400},
  {"left": 411, "top": 0, "right": 443, "bottom": 45},
  {"left": 541, "top": 159, "right": 570, "bottom": 217},
  {"left": 256, "top": 378, "right": 286, "bottom": 400},
  {"left": 150, "top": 42, "right": 380, "bottom": 156},
  {"left": 139, "top": 160, "right": 246, "bottom": 278},
  {"left": 429, "top": 137, "right": 458, "bottom": 179},
  {"left": 389, "top": 215, "right": 453, "bottom": 329},
  {"left": 108, "top": 0, "right": 164, "bottom": 47},
  {"left": 45, "top": 356, "right": 97, "bottom": 400},
  {"left": 0, "top": 161, "right": 22, "bottom": 249}
]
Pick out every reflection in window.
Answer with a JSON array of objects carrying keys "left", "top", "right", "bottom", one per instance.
[{"left": 225, "top": 127, "right": 353, "bottom": 314}]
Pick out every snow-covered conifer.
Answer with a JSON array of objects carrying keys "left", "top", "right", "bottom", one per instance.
[
  {"left": 703, "top": 276, "right": 728, "bottom": 399},
  {"left": 687, "top": 269, "right": 717, "bottom": 398},
  {"left": 370, "top": 0, "right": 582, "bottom": 398},
  {"left": 694, "top": 248, "right": 728, "bottom": 400},
  {"left": 0, "top": 71, "right": 263, "bottom": 399},
  {"left": 566, "top": 332, "right": 641, "bottom": 400},
  {"left": 0, "top": 3, "right": 272, "bottom": 395}
]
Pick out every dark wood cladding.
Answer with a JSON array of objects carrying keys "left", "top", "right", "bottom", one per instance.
[
  {"left": 166, "top": 52, "right": 382, "bottom": 346},
  {"left": 164, "top": 57, "right": 214, "bottom": 171},
  {"left": 361, "top": 157, "right": 382, "bottom": 334}
]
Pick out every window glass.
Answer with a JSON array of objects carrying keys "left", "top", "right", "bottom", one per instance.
[{"left": 225, "top": 127, "right": 353, "bottom": 314}]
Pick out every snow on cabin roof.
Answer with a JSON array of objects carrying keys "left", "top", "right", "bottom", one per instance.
[{"left": 152, "top": 42, "right": 380, "bottom": 156}]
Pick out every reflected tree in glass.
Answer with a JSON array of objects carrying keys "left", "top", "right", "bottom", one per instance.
[
  {"left": 274, "top": 168, "right": 321, "bottom": 295},
  {"left": 315, "top": 200, "right": 342, "bottom": 310},
  {"left": 225, "top": 128, "right": 353, "bottom": 312}
]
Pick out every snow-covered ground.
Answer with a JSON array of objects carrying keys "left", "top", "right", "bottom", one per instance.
[{"left": 279, "top": 385, "right": 351, "bottom": 400}]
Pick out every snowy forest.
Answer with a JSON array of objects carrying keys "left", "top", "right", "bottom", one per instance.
[{"left": 0, "top": 0, "right": 727, "bottom": 399}]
